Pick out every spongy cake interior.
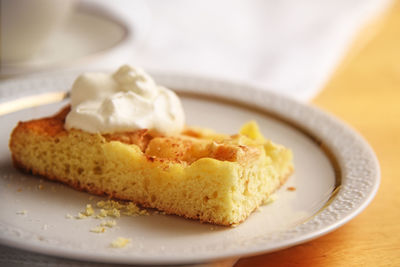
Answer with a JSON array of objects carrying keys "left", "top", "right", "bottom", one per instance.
[{"left": 9, "top": 106, "right": 293, "bottom": 226}]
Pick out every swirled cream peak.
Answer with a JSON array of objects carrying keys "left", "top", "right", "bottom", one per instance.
[{"left": 65, "top": 65, "right": 185, "bottom": 135}]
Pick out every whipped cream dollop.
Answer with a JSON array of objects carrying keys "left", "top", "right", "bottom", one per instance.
[{"left": 65, "top": 65, "right": 185, "bottom": 135}]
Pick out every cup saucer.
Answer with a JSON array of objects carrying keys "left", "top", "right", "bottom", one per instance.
[{"left": 1, "top": 1, "right": 148, "bottom": 78}]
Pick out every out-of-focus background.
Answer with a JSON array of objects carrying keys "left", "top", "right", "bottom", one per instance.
[
  {"left": 1, "top": 0, "right": 400, "bottom": 266},
  {"left": 0, "top": 0, "right": 393, "bottom": 101}
]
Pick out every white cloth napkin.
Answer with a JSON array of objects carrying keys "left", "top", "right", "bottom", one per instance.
[{"left": 92, "top": 0, "right": 392, "bottom": 101}]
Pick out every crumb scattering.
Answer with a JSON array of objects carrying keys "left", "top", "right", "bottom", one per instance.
[
  {"left": 95, "top": 200, "right": 148, "bottom": 218},
  {"left": 75, "top": 212, "right": 88, "bottom": 219},
  {"left": 287, "top": 186, "right": 296, "bottom": 191},
  {"left": 70, "top": 200, "right": 148, "bottom": 239},
  {"left": 84, "top": 204, "right": 94, "bottom": 216},
  {"left": 110, "top": 237, "right": 131, "bottom": 248},
  {"left": 100, "top": 220, "right": 117, "bottom": 228},
  {"left": 90, "top": 226, "right": 106, "bottom": 233},
  {"left": 108, "top": 208, "right": 121, "bottom": 218},
  {"left": 95, "top": 209, "right": 108, "bottom": 219},
  {"left": 89, "top": 220, "right": 117, "bottom": 234}
]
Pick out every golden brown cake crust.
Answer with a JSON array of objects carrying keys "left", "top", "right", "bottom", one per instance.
[{"left": 10, "top": 106, "right": 262, "bottom": 165}]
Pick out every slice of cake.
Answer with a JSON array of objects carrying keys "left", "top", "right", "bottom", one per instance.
[
  {"left": 8, "top": 65, "right": 293, "bottom": 226},
  {"left": 9, "top": 109, "right": 292, "bottom": 226}
]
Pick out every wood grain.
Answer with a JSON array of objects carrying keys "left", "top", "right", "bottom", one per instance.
[{"left": 235, "top": 1, "right": 400, "bottom": 266}]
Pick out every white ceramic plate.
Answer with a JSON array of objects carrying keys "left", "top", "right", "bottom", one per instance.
[{"left": 0, "top": 72, "right": 379, "bottom": 265}]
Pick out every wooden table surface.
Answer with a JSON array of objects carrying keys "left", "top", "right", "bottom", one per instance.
[{"left": 236, "top": 1, "right": 400, "bottom": 266}]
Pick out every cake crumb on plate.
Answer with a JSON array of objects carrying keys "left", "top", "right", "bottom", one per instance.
[
  {"left": 100, "top": 220, "right": 117, "bottom": 228},
  {"left": 90, "top": 226, "right": 106, "bottom": 233},
  {"left": 110, "top": 237, "right": 131, "bottom": 248}
]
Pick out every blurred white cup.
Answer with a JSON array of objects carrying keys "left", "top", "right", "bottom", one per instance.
[{"left": 1, "top": 0, "right": 77, "bottom": 63}]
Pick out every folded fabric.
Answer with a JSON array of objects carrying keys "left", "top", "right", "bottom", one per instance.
[{"left": 97, "top": 0, "right": 392, "bottom": 101}]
